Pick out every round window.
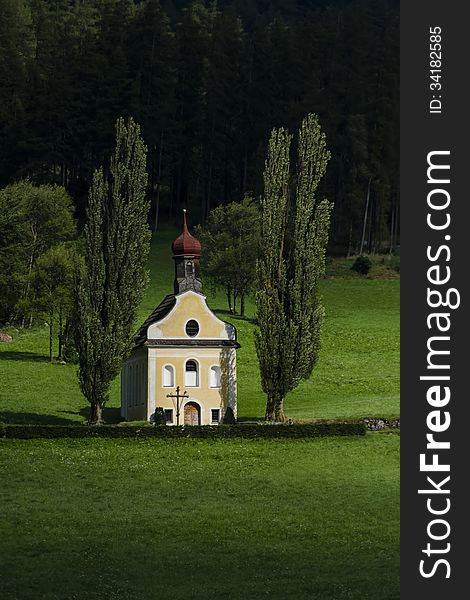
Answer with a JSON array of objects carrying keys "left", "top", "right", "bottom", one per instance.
[{"left": 185, "top": 320, "right": 199, "bottom": 337}]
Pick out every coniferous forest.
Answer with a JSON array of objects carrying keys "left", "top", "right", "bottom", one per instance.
[{"left": 0, "top": 0, "right": 399, "bottom": 253}]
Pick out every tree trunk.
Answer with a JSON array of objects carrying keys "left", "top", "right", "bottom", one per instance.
[
  {"left": 58, "top": 303, "right": 63, "bottom": 360},
  {"left": 21, "top": 243, "right": 36, "bottom": 328},
  {"left": 49, "top": 305, "right": 54, "bottom": 363},
  {"left": 240, "top": 294, "right": 245, "bottom": 317},
  {"left": 175, "top": 162, "right": 182, "bottom": 220},
  {"left": 206, "top": 150, "right": 213, "bottom": 220},
  {"left": 359, "top": 176, "right": 371, "bottom": 255},
  {"left": 389, "top": 202, "right": 395, "bottom": 255},
  {"left": 153, "top": 130, "right": 164, "bottom": 232},
  {"left": 226, "top": 285, "right": 232, "bottom": 313},
  {"left": 89, "top": 401, "right": 104, "bottom": 425},
  {"left": 233, "top": 292, "right": 237, "bottom": 315},
  {"left": 265, "top": 394, "right": 286, "bottom": 422},
  {"left": 347, "top": 221, "right": 353, "bottom": 258}
]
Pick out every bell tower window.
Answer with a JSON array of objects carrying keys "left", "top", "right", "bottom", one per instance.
[{"left": 186, "top": 260, "right": 194, "bottom": 276}]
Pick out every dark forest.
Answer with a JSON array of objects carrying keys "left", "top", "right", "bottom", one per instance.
[{"left": 0, "top": 0, "right": 399, "bottom": 253}]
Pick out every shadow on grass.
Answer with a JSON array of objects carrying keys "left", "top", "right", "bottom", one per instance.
[
  {"left": 0, "top": 411, "right": 81, "bottom": 425},
  {"left": 237, "top": 416, "right": 264, "bottom": 423},
  {"left": 213, "top": 308, "right": 257, "bottom": 324},
  {"left": 0, "top": 351, "right": 49, "bottom": 363},
  {"left": 59, "top": 406, "right": 123, "bottom": 424},
  {"left": 1, "top": 407, "right": 123, "bottom": 425}
]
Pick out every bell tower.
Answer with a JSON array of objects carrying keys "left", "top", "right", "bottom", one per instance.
[{"left": 172, "top": 209, "right": 202, "bottom": 295}]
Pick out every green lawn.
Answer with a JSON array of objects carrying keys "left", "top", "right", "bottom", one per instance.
[
  {"left": 0, "top": 433, "right": 399, "bottom": 600},
  {"left": 0, "top": 229, "right": 399, "bottom": 423},
  {"left": 0, "top": 231, "right": 400, "bottom": 598}
]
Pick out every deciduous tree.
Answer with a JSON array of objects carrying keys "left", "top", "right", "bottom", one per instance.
[
  {"left": 0, "top": 181, "right": 75, "bottom": 324},
  {"left": 196, "top": 198, "right": 260, "bottom": 316},
  {"left": 29, "top": 243, "right": 75, "bottom": 362},
  {"left": 255, "top": 113, "right": 332, "bottom": 421},
  {"left": 75, "top": 117, "right": 150, "bottom": 424}
]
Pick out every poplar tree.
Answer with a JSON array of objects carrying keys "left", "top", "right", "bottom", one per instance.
[
  {"left": 75, "top": 117, "right": 150, "bottom": 424},
  {"left": 255, "top": 113, "right": 332, "bottom": 421}
]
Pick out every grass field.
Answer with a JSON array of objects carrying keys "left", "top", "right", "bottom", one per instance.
[
  {"left": 0, "top": 229, "right": 399, "bottom": 424},
  {"left": 0, "top": 433, "right": 399, "bottom": 600},
  {"left": 0, "top": 230, "right": 400, "bottom": 599}
]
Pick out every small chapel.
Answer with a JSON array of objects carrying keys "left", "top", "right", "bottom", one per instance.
[{"left": 120, "top": 210, "right": 239, "bottom": 425}]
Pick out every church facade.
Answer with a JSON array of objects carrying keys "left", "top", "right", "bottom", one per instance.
[{"left": 120, "top": 211, "right": 239, "bottom": 425}]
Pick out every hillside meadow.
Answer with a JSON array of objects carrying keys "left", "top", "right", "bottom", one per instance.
[
  {"left": 0, "top": 230, "right": 400, "bottom": 599},
  {"left": 0, "top": 229, "right": 399, "bottom": 424},
  {"left": 0, "top": 433, "right": 399, "bottom": 600}
]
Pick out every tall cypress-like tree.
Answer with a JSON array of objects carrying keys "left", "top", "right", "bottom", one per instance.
[
  {"left": 255, "top": 113, "right": 332, "bottom": 422},
  {"left": 75, "top": 117, "right": 150, "bottom": 424}
]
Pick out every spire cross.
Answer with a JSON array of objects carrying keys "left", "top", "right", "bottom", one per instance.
[{"left": 166, "top": 385, "right": 189, "bottom": 426}]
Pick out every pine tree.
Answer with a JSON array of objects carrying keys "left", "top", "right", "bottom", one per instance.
[
  {"left": 255, "top": 114, "right": 332, "bottom": 422},
  {"left": 75, "top": 117, "right": 150, "bottom": 424}
]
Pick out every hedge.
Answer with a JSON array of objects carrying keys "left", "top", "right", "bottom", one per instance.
[{"left": 0, "top": 421, "right": 366, "bottom": 440}]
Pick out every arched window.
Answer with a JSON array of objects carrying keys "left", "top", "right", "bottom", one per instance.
[
  {"left": 185, "top": 360, "right": 199, "bottom": 387},
  {"left": 186, "top": 260, "right": 194, "bottom": 275},
  {"left": 209, "top": 365, "right": 221, "bottom": 388},
  {"left": 163, "top": 365, "right": 175, "bottom": 387}
]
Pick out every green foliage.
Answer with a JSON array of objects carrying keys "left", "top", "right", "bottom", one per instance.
[
  {"left": 0, "top": 1, "right": 398, "bottom": 253},
  {"left": 152, "top": 407, "right": 166, "bottom": 425},
  {"left": 222, "top": 406, "right": 236, "bottom": 424},
  {"left": 0, "top": 0, "right": 35, "bottom": 179},
  {"left": 255, "top": 114, "right": 332, "bottom": 421},
  {"left": 28, "top": 243, "right": 76, "bottom": 362},
  {"left": 195, "top": 199, "right": 260, "bottom": 315},
  {"left": 75, "top": 117, "right": 150, "bottom": 424},
  {"left": 1, "top": 421, "right": 366, "bottom": 439},
  {"left": 351, "top": 255, "right": 372, "bottom": 275},
  {"left": 0, "top": 232, "right": 399, "bottom": 425},
  {"left": 390, "top": 254, "right": 400, "bottom": 273},
  {"left": 0, "top": 181, "right": 75, "bottom": 323}
]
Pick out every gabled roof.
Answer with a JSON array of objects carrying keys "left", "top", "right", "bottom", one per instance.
[
  {"left": 133, "top": 290, "right": 239, "bottom": 350},
  {"left": 134, "top": 294, "right": 176, "bottom": 347}
]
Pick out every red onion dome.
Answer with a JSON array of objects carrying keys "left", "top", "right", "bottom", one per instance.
[{"left": 172, "top": 209, "right": 202, "bottom": 256}]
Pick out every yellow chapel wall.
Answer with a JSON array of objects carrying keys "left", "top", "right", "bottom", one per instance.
[
  {"left": 153, "top": 347, "right": 236, "bottom": 425},
  {"left": 147, "top": 292, "right": 233, "bottom": 340}
]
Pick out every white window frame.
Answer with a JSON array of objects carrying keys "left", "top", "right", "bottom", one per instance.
[
  {"left": 211, "top": 408, "right": 220, "bottom": 424},
  {"left": 185, "top": 359, "right": 200, "bottom": 387},
  {"left": 162, "top": 364, "right": 175, "bottom": 388},
  {"left": 209, "top": 364, "right": 221, "bottom": 388}
]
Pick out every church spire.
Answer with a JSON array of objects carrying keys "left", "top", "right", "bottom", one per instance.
[{"left": 172, "top": 210, "right": 202, "bottom": 295}]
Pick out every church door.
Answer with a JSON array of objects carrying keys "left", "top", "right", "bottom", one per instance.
[{"left": 184, "top": 402, "right": 200, "bottom": 425}]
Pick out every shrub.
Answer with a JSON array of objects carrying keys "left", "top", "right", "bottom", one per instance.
[
  {"left": 152, "top": 407, "right": 166, "bottom": 425},
  {"left": 390, "top": 255, "right": 400, "bottom": 273},
  {"left": 1, "top": 421, "right": 366, "bottom": 439},
  {"left": 351, "top": 255, "right": 372, "bottom": 275},
  {"left": 222, "top": 406, "right": 236, "bottom": 424}
]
